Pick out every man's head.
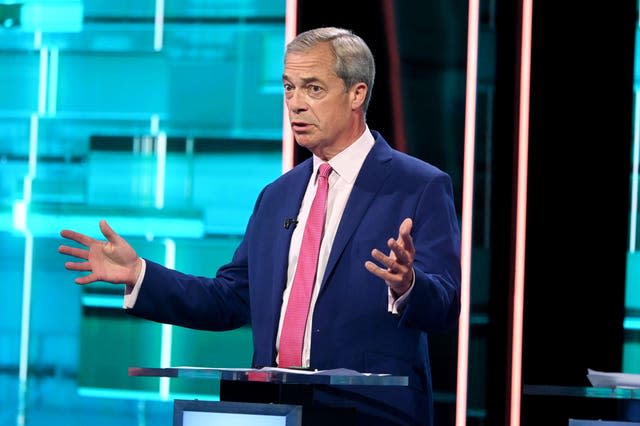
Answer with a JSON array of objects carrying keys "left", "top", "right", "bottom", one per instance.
[
  {"left": 286, "top": 27, "right": 376, "bottom": 112},
  {"left": 283, "top": 27, "right": 376, "bottom": 160}
]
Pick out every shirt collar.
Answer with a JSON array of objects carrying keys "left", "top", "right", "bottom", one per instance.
[{"left": 312, "top": 127, "right": 375, "bottom": 184}]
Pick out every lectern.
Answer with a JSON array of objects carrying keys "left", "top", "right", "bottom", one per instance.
[
  {"left": 129, "top": 366, "right": 409, "bottom": 426},
  {"left": 523, "top": 384, "right": 640, "bottom": 425}
]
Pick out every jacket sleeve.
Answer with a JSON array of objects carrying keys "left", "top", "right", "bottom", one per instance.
[
  {"left": 126, "top": 188, "right": 269, "bottom": 331},
  {"left": 398, "top": 173, "right": 461, "bottom": 333}
]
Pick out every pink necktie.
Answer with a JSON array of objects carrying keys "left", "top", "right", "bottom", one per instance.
[{"left": 278, "top": 163, "right": 332, "bottom": 367}]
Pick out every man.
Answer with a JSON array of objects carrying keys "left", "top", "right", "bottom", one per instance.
[{"left": 59, "top": 27, "right": 461, "bottom": 426}]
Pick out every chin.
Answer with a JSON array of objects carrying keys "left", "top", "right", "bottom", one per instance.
[{"left": 294, "top": 137, "right": 314, "bottom": 149}]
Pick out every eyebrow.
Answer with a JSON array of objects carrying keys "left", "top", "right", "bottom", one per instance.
[{"left": 282, "top": 74, "right": 322, "bottom": 85}]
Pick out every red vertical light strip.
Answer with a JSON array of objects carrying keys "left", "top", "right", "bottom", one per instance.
[
  {"left": 381, "top": 0, "right": 406, "bottom": 152},
  {"left": 509, "top": 0, "right": 533, "bottom": 425},
  {"left": 455, "top": 0, "right": 480, "bottom": 425},
  {"left": 282, "top": 0, "right": 298, "bottom": 173}
]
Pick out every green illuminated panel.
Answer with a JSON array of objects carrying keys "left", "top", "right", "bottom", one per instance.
[
  {"left": 79, "top": 310, "right": 162, "bottom": 392},
  {"left": 623, "top": 334, "right": 640, "bottom": 374},
  {"left": 169, "top": 325, "right": 253, "bottom": 396}
]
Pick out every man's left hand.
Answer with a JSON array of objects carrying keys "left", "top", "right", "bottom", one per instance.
[{"left": 365, "top": 217, "right": 415, "bottom": 296}]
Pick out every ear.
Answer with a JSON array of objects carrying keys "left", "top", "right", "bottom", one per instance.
[{"left": 350, "top": 82, "right": 368, "bottom": 110}]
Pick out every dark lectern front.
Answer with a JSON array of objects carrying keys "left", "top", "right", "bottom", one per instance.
[{"left": 129, "top": 366, "right": 408, "bottom": 426}]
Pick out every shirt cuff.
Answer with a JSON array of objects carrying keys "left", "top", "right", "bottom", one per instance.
[
  {"left": 124, "top": 258, "right": 146, "bottom": 309},
  {"left": 387, "top": 268, "right": 415, "bottom": 315}
]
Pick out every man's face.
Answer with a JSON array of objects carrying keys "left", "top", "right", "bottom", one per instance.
[{"left": 283, "top": 43, "right": 364, "bottom": 160}]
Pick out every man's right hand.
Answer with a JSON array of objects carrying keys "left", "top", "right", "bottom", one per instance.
[{"left": 58, "top": 219, "right": 141, "bottom": 286}]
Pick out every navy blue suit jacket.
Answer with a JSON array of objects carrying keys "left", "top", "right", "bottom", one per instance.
[{"left": 129, "top": 131, "right": 461, "bottom": 425}]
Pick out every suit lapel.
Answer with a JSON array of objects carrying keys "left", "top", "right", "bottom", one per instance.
[{"left": 320, "top": 134, "right": 393, "bottom": 290}]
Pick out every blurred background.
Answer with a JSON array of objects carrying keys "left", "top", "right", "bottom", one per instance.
[{"left": 0, "top": 0, "right": 637, "bottom": 425}]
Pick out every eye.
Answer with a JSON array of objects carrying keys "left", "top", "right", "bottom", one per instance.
[
  {"left": 306, "top": 84, "right": 325, "bottom": 98},
  {"left": 283, "top": 83, "right": 293, "bottom": 92}
]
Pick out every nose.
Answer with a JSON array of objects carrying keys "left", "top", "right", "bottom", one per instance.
[{"left": 286, "top": 89, "right": 308, "bottom": 114}]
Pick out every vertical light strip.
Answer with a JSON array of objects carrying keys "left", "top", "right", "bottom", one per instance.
[
  {"left": 455, "top": 1, "right": 480, "bottom": 425},
  {"left": 160, "top": 238, "right": 176, "bottom": 400},
  {"left": 629, "top": 90, "right": 639, "bottom": 252},
  {"left": 150, "top": 114, "right": 160, "bottom": 135},
  {"left": 47, "top": 47, "right": 59, "bottom": 116},
  {"left": 38, "top": 47, "right": 49, "bottom": 115},
  {"left": 381, "top": 0, "right": 407, "bottom": 152},
  {"left": 282, "top": 0, "right": 298, "bottom": 172},
  {"left": 153, "top": 0, "right": 165, "bottom": 52},
  {"left": 26, "top": 114, "right": 39, "bottom": 202},
  {"left": 510, "top": 1, "right": 534, "bottom": 425},
  {"left": 17, "top": 231, "right": 33, "bottom": 426},
  {"left": 17, "top": 110, "right": 40, "bottom": 426},
  {"left": 16, "top": 113, "right": 41, "bottom": 229},
  {"left": 13, "top": 201, "right": 27, "bottom": 231},
  {"left": 155, "top": 131, "right": 166, "bottom": 209}
]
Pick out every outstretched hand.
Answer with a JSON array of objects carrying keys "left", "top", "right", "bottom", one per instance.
[
  {"left": 365, "top": 218, "right": 416, "bottom": 297},
  {"left": 58, "top": 220, "right": 141, "bottom": 286}
]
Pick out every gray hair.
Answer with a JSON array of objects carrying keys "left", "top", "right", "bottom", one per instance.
[{"left": 286, "top": 27, "right": 376, "bottom": 112}]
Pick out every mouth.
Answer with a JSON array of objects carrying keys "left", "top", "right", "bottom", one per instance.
[{"left": 290, "top": 121, "right": 312, "bottom": 132}]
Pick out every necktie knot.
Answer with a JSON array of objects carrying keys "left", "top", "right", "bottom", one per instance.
[{"left": 318, "top": 163, "right": 332, "bottom": 180}]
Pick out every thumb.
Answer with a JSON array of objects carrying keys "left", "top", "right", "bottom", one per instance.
[{"left": 99, "top": 220, "right": 121, "bottom": 244}]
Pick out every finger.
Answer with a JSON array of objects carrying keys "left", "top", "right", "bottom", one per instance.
[
  {"left": 364, "top": 260, "right": 404, "bottom": 284},
  {"left": 398, "top": 218, "right": 413, "bottom": 238},
  {"left": 365, "top": 262, "right": 407, "bottom": 292},
  {"left": 370, "top": 248, "right": 397, "bottom": 270},
  {"left": 64, "top": 261, "right": 93, "bottom": 272},
  {"left": 75, "top": 273, "right": 98, "bottom": 285},
  {"left": 387, "top": 238, "right": 412, "bottom": 265},
  {"left": 58, "top": 245, "right": 89, "bottom": 260},
  {"left": 371, "top": 249, "right": 410, "bottom": 277},
  {"left": 398, "top": 218, "right": 415, "bottom": 253},
  {"left": 60, "top": 229, "right": 95, "bottom": 247},
  {"left": 364, "top": 260, "right": 386, "bottom": 278}
]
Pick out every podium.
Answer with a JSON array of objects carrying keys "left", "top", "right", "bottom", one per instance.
[
  {"left": 129, "top": 366, "right": 409, "bottom": 426},
  {"left": 523, "top": 385, "right": 640, "bottom": 425}
]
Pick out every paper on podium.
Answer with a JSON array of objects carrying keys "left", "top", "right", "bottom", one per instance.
[
  {"left": 258, "top": 367, "right": 389, "bottom": 376},
  {"left": 587, "top": 368, "right": 640, "bottom": 388},
  {"left": 178, "top": 366, "right": 388, "bottom": 376}
]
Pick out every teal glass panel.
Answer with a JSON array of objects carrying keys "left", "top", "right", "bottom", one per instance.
[
  {"left": 0, "top": 0, "right": 286, "bottom": 424},
  {"left": 0, "top": 53, "right": 39, "bottom": 111},
  {"left": 626, "top": 252, "right": 640, "bottom": 310},
  {"left": 56, "top": 53, "right": 169, "bottom": 116}
]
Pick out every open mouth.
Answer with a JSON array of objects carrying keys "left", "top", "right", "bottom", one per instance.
[{"left": 291, "top": 122, "right": 312, "bottom": 132}]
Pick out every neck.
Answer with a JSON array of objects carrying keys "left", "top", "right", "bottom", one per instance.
[{"left": 315, "top": 120, "right": 367, "bottom": 161}]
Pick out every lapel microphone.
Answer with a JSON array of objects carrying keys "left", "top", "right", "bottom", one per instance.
[{"left": 284, "top": 218, "right": 298, "bottom": 230}]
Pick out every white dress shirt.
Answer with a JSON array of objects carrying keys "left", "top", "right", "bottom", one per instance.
[{"left": 275, "top": 128, "right": 375, "bottom": 367}]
